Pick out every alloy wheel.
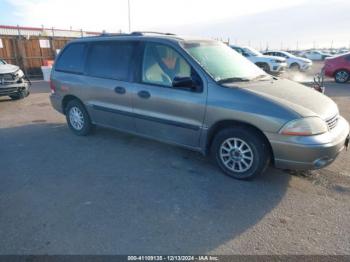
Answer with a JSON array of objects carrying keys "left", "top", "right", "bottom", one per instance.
[
  {"left": 219, "top": 138, "right": 254, "bottom": 173},
  {"left": 69, "top": 106, "right": 85, "bottom": 130},
  {"left": 335, "top": 71, "right": 349, "bottom": 83}
]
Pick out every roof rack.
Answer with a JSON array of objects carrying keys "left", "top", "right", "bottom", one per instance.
[
  {"left": 99, "top": 32, "right": 142, "bottom": 37},
  {"left": 98, "top": 31, "right": 176, "bottom": 37},
  {"left": 131, "top": 31, "right": 176, "bottom": 36}
]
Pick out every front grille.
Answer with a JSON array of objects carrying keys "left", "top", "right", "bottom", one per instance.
[
  {"left": 326, "top": 114, "right": 339, "bottom": 130},
  {"left": 0, "top": 73, "right": 19, "bottom": 85},
  {"left": 0, "top": 86, "right": 18, "bottom": 95}
]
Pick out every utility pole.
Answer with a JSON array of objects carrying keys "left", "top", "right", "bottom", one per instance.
[{"left": 128, "top": 0, "right": 131, "bottom": 32}]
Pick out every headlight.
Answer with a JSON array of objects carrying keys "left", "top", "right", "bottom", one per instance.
[
  {"left": 279, "top": 117, "right": 328, "bottom": 136},
  {"left": 16, "top": 69, "right": 24, "bottom": 78}
]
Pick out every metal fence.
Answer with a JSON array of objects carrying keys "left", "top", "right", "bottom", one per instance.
[{"left": 0, "top": 25, "right": 100, "bottom": 78}]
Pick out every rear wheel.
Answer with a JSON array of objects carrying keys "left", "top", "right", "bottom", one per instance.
[
  {"left": 211, "top": 127, "right": 270, "bottom": 180},
  {"left": 65, "top": 99, "right": 94, "bottom": 136},
  {"left": 334, "top": 70, "right": 349, "bottom": 83}
]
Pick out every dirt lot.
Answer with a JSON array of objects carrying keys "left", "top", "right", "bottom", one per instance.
[{"left": 1, "top": 72, "right": 350, "bottom": 254}]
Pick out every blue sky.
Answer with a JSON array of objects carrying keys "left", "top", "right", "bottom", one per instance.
[
  {"left": 1, "top": 0, "right": 349, "bottom": 49},
  {"left": 0, "top": 1, "right": 17, "bottom": 25}
]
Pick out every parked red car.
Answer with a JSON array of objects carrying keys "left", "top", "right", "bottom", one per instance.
[{"left": 324, "top": 52, "right": 350, "bottom": 83}]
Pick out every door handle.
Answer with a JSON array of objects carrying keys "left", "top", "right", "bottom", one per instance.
[
  {"left": 114, "top": 86, "right": 126, "bottom": 94},
  {"left": 138, "top": 90, "right": 151, "bottom": 99}
]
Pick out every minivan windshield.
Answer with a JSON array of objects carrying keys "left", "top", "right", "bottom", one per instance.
[{"left": 182, "top": 41, "right": 268, "bottom": 83}]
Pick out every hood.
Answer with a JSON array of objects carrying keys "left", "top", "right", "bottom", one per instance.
[
  {"left": 326, "top": 52, "right": 349, "bottom": 60},
  {"left": 0, "top": 64, "right": 19, "bottom": 74},
  {"left": 226, "top": 78, "right": 338, "bottom": 120},
  {"left": 257, "top": 55, "right": 286, "bottom": 62}
]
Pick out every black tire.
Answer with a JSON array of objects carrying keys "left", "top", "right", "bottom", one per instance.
[
  {"left": 9, "top": 89, "right": 29, "bottom": 100},
  {"left": 65, "top": 99, "right": 93, "bottom": 136},
  {"left": 334, "top": 70, "right": 349, "bottom": 83},
  {"left": 211, "top": 127, "right": 271, "bottom": 180},
  {"left": 256, "top": 63, "right": 270, "bottom": 73},
  {"left": 290, "top": 63, "right": 300, "bottom": 72}
]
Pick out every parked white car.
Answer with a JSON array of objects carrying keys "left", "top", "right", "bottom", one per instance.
[
  {"left": 0, "top": 58, "right": 30, "bottom": 99},
  {"left": 300, "top": 50, "right": 332, "bottom": 61},
  {"left": 263, "top": 50, "right": 312, "bottom": 71},
  {"left": 231, "top": 45, "right": 287, "bottom": 74}
]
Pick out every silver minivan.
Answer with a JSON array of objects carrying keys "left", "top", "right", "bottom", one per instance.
[{"left": 50, "top": 32, "right": 350, "bottom": 180}]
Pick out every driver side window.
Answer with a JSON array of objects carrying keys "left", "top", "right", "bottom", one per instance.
[{"left": 142, "top": 43, "right": 191, "bottom": 87}]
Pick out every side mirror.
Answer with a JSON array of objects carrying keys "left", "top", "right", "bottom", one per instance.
[{"left": 172, "top": 76, "right": 198, "bottom": 91}]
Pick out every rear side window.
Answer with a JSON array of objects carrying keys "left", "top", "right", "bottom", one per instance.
[
  {"left": 55, "top": 43, "right": 86, "bottom": 74},
  {"left": 86, "top": 41, "right": 135, "bottom": 81}
]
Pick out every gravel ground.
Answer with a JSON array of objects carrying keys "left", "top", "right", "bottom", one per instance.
[{"left": 0, "top": 74, "right": 350, "bottom": 255}]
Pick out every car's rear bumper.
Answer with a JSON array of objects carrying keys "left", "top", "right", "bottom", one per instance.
[
  {"left": 50, "top": 93, "right": 64, "bottom": 114},
  {"left": 265, "top": 116, "right": 350, "bottom": 170},
  {"left": 0, "top": 82, "right": 30, "bottom": 96}
]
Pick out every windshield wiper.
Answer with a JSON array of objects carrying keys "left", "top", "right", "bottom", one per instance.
[{"left": 217, "top": 77, "right": 250, "bottom": 84}]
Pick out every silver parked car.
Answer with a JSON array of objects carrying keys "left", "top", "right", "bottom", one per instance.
[{"left": 50, "top": 32, "right": 350, "bottom": 180}]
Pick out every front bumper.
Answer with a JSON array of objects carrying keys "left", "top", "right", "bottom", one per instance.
[
  {"left": 265, "top": 116, "right": 350, "bottom": 170},
  {"left": 0, "top": 81, "right": 30, "bottom": 96},
  {"left": 300, "top": 63, "right": 312, "bottom": 71},
  {"left": 323, "top": 66, "right": 335, "bottom": 78},
  {"left": 270, "top": 62, "right": 287, "bottom": 73}
]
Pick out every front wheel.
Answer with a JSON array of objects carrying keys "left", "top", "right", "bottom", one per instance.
[
  {"left": 211, "top": 127, "right": 270, "bottom": 180},
  {"left": 290, "top": 63, "right": 300, "bottom": 72},
  {"left": 256, "top": 63, "right": 270, "bottom": 73},
  {"left": 334, "top": 70, "right": 349, "bottom": 83}
]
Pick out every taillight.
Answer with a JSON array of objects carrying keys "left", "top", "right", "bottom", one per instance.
[{"left": 50, "top": 81, "right": 56, "bottom": 94}]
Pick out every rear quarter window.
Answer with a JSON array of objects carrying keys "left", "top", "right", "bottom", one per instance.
[{"left": 55, "top": 43, "right": 86, "bottom": 74}]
